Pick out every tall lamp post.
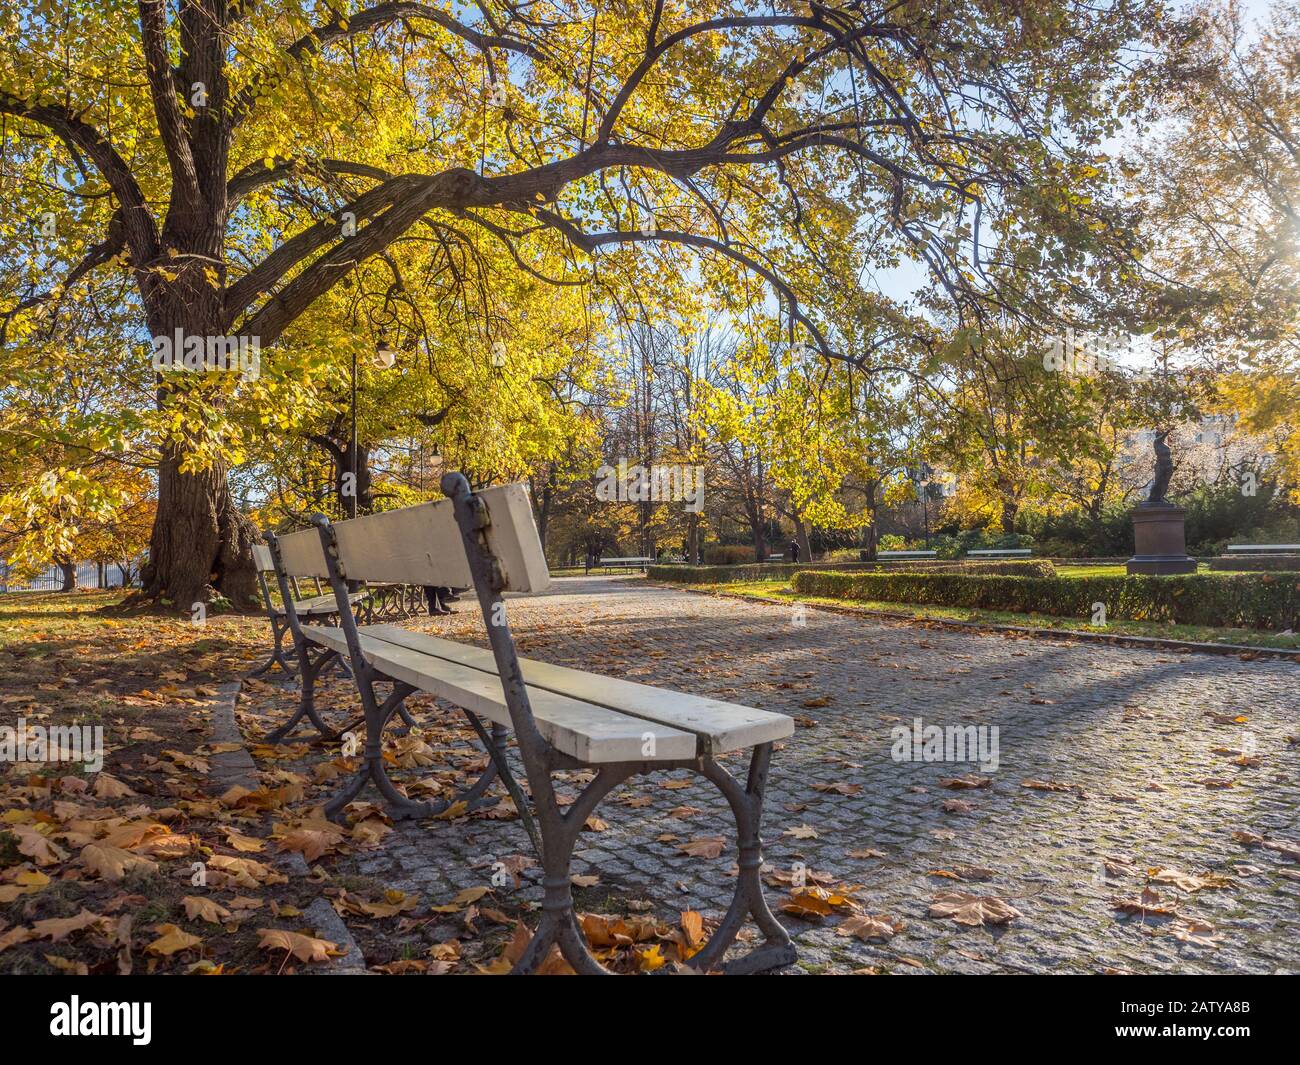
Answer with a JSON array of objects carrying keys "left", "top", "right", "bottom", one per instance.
[
  {"left": 348, "top": 335, "right": 398, "bottom": 519},
  {"left": 914, "top": 461, "right": 933, "bottom": 548}
]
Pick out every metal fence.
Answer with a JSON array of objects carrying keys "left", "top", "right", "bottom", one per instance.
[{"left": 0, "top": 560, "right": 140, "bottom": 593}]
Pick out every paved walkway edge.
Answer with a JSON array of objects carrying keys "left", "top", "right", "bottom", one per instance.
[
  {"left": 209, "top": 678, "right": 370, "bottom": 973},
  {"left": 663, "top": 583, "right": 1300, "bottom": 662},
  {"left": 206, "top": 680, "right": 258, "bottom": 790},
  {"left": 301, "top": 897, "right": 370, "bottom": 974}
]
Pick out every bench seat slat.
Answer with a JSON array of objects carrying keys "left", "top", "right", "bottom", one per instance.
[
  {"left": 360, "top": 624, "right": 794, "bottom": 754},
  {"left": 304, "top": 627, "right": 698, "bottom": 764},
  {"left": 272, "top": 591, "right": 367, "bottom": 618}
]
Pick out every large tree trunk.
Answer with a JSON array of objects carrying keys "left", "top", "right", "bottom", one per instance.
[
  {"left": 793, "top": 514, "right": 812, "bottom": 564},
  {"left": 141, "top": 450, "right": 258, "bottom": 608},
  {"left": 742, "top": 499, "right": 766, "bottom": 561},
  {"left": 861, "top": 522, "right": 878, "bottom": 561},
  {"left": 135, "top": 66, "right": 253, "bottom": 610},
  {"left": 862, "top": 489, "right": 880, "bottom": 560},
  {"left": 56, "top": 556, "right": 76, "bottom": 592},
  {"left": 531, "top": 467, "right": 555, "bottom": 552},
  {"left": 1000, "top": 499, "right": 1019, "bottom": 535},
  {"left": 137, "top": 263, "right": 257, "bottom": 609},
  {"left": 686, "top": 511, "right": 700, "bottom": 565}
]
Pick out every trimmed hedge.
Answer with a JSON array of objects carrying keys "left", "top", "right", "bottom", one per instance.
[
  {"left": 648, "top": 562, "right": 836, "bottom": 584},
  {"left": 647, "top": 558, "right": 1056, "bottom": 584},
  {"left": 1208, "top": 555, "right": 1300, "bottom": 572},
  {"left": 895, "top": 559, "right": 1057, "bottom": 577},
  {"left": 790, "top": 570, "right": 1300, "bottom": 630}
]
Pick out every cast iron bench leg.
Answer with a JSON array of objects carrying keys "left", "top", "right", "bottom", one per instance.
[
  {"left": 264, "top": 644, "right": 342, "bottom": 743},
  {"left": 688, "top": 744, "right": 796, "bottom": 974},
  {"left": 511, "top": 743, "right": 794, "bottom": 975},
  {"left": 245, "top": 616, "right": 298, "bottom": 679},
  {"left": 322, "top": 688, "right": 510, "bottom": 823}
]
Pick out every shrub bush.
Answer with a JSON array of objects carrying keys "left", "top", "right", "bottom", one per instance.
[
  {"left": 701, "top": 544, "right": 755, "bottom": 566},
  {"left": 821, "top": 547, "right": 864, "bottom": 563},
  {"left": 1208, "top": 555, "right": 1300, "bottom": 572},
  {"left": 790, "top": 570, "right": 1300, "bottom": 630},
  {"left": 649, "top": 562, "right": 813, "bottom": 583},
  {"left": 930, "top": 559, "right": 1057, "bottom": 577},
  {"left": 647, "top": 558, "right": 1056, "bottom": 584}
]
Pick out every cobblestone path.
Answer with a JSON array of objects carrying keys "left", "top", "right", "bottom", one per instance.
[{"left": 346, "top": 576, "right": 1300, "bottom": 974}]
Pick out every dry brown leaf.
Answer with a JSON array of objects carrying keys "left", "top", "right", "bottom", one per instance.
[
  {"left": 11, "top": 825, "right": 68, "bottom": 867},
  {"left": 939, "top": 776, "right": 993, "bottom": 790},
  {"left": 223, "top": 830, "right": 265, "bottom": 853},
  {"left": 278, "top": 826, "right": 342, "bottom": 862},
  {"left": 256, "top": 928, "right": 342, "bottom": 964},
  {"left": 1147, "top": 867, "right": 1235, "bottom": 892},
  {"left": 93, "top": 773, "right": 137, "bottom": 799},
  {"left": 146, "top": 924, "right": 203, "bottom": 957},
  {"left": 182, "top": 896, "right": 232, "bottom": 924},
  {"left": 0, "top": 869, "right": 50, "bottom": 902},
  {"left": 80, "top": 843, "right": 158, "bottom": 882},
  {"left": 1112, "top": 887, "right": 1179, "bottom": 917},
  {"left": 928, "top": 864, "right": 995, "bottom": 882},
  {"left": 928, "top": 892, "right": 1022, "bottom": 927},
  {"left": 812, "top": 782, "right": 862, "bottom": 796},
  {"left": 680, "top": 910, "right": 704, "bottom": 949},
  {"left": 1170, "top": 919, "right": 1222, "bottom": 947},
  {"left": 677, "top": 837, "right": 725, "bottom": 859},
  {"left": 31, "top": 909, "right": 111, "bottom": 942},
  {"left": 836, "top": 914, "right": 906, "bottom": 942}
]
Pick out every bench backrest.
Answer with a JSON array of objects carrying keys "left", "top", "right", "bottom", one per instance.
[
  {"left": 273, "top": 483, "right": 550, "bottom": 593},
  {"left": 252, "top": 544, "right": 274, "bottom": 573}
]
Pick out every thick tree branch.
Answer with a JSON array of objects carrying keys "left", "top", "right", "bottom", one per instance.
[
  {"left": 138, "top": 0, "right": 202, "bottom": 214},
  {"left": 226, "top": 157, "right": 395, "bottom": 203},
  {"left": 223, "top": 173, "right": 426, "bottom": 322}
]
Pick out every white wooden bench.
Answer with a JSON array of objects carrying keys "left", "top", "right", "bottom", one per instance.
[
  {"left": 246, "top": 543, "right": 369, "bottom": 680},
  {"left": 966, "top": 548, "right": 1032, "bottom": 558},
  {"left": 878, "top": 549, "right": 937, "bottom": 560},
  {"left": 589, "top": 555, "right": 653, "bottom": 573},
  {"left": 1226, "top": 544, "right": 1300, "bottom": 553},
  {"left": 262, "top": 475, "right": 797, "bottom": 975}
]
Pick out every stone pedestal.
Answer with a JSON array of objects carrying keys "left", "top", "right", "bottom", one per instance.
[{"left": 1126, "top": 503, "right": 1197, "bottom": 575}]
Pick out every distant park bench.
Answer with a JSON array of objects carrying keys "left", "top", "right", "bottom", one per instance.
[
  {"left": 260, "top": 477, "right": 796, "bottom": 974},
  {"left": 966, "top": 548, "right": 1032, "bottom": 558},
  {"left": 1226, "top": 544, "right": 1300, "bottom": 553},
  {"left": 877, "top": 550, "right": 937, "bottom": 560},
  {"left": 587, "top": 555, "right": 653, "bottom": 573}
]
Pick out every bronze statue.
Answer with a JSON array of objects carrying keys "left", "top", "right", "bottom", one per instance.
[{"left": 1147, "top": 430, "right": 1173, "bottom": 504}]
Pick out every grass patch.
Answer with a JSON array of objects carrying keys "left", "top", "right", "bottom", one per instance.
[{"left": 1055, "top": 564, "right": 1132, "bottom": 578}]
